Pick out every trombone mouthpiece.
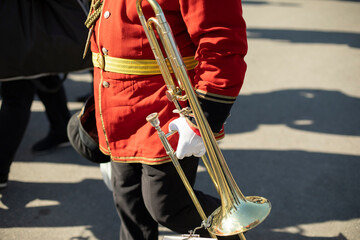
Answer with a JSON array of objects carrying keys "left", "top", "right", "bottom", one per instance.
[{"left": 146, "top": 112, "right": 160, "bottom": 128}]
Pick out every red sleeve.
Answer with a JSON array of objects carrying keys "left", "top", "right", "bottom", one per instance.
[
  {"left": 179, "top": 0, "right": 248, "bottom": 99},
  {"left": 179, "top": 0, "right": 248, "bottom": 133}
]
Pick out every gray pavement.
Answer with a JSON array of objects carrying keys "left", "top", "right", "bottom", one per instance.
[{"left": 1, "top": 0, "right": 360, "bottom": 239}]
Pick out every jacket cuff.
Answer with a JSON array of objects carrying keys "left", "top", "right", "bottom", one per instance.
[{"left": 188, "top": 95, "right": 234, "bottom": 134}]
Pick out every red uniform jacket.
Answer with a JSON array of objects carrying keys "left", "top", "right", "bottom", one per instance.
[{"left": 90, "top": 0, "right": 248, "bottom": 164}]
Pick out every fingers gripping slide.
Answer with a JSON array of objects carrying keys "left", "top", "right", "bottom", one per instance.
[{"left": 169, "top": 117, "right": 206, "bottom": 159}]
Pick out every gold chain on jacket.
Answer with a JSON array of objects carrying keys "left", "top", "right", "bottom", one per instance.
[{"left": 83, "top": 0, "right": 104, "bottom": 59}]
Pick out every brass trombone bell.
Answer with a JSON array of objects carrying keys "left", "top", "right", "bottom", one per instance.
[{"left": 207, "top": 196, "right": 271, "bottom": 235}]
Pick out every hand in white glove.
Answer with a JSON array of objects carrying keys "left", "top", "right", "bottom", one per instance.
[{"left": 168, "top": 117, "right": 206, "bottom": 159}]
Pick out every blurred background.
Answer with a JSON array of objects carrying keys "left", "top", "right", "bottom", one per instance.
[{"left": 0, "top": 0, "right": 359, "bottom": 239}]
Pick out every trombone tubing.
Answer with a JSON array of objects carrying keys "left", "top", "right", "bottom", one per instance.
[{"left": 137, "top": 0, "right": 248, "bottom": 239}]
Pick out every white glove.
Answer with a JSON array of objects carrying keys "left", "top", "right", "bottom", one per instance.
[{"left": 168, "top": 117, "right": 206, "bottom": 159}]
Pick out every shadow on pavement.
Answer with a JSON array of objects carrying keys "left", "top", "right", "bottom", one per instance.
[
  {"left": 243, "top": 1, "right": 300, "bottom": 7},
  {"left": 247, "top": 28, "right": 360, "bottom": 49},
  {"left": 226, "top": 89, "right": 360, "bottom": 136},
  {"left": 0, "top": 179, "right": 119, "bottom": 240},
  {"left": 1, "top": 148, "right": 358, "bottom": 240},
  {"left": 195, "top": 149, "right": 359, "bottom": 240}
]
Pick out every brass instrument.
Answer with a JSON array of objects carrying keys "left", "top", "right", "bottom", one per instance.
[{"left": 136, "top": 0, "right": 271, "bottom": 239}]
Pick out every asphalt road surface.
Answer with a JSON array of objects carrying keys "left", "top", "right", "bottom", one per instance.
[{"left": 1, "top": 0, "right": 359, "bottom": 240}]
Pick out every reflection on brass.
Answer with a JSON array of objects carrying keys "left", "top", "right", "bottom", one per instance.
[{"left": 137, "top": 0, "right": 271, "bottom": 239}]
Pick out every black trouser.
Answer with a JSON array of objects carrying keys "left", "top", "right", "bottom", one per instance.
[
  {"left": 0, "top": 76, "right": 70, "bottom": 178},
  {"left": 111, "top": 156, "right": 241, "bottom": 240},
  {"left": 34, "top": 76, "right": 71, "bottom": 137}
]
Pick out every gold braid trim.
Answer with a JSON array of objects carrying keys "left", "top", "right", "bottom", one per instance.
[
  {"left": 83, "top": 0, "right": 103, "bottom": 58},
  {"left": 84, "top": 0, "right": 103, "bottom": 29}
]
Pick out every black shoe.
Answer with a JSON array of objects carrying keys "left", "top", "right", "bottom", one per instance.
[
  {"left": 32, "top": 134, "right": 70, "bottom": 153},
  {"left": 0, "top": 174, "right": 8, "bottom": 189}
]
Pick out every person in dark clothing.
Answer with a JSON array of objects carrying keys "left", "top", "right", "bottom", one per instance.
[{"left": 0, "top": 74, "right": 71, "bottom": 189}]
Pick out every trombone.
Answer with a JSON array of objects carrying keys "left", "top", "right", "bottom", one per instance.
[{"left": 136, "top": 0, "right": 271, "bottom": 239}]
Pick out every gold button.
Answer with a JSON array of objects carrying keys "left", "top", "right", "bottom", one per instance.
[
  {"left": 102, "top": 81, "right": 110, "bottom": 88},
  {"left": 104, "top": 11, "right": 111, "bottom": 19},
  {"left": 97, "top": 54, "right": 105, "bottom": 70}
]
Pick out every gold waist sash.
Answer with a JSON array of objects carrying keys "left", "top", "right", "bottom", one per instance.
[{"left": 92, "top": 53, "right": 198, "bottom": 75}]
